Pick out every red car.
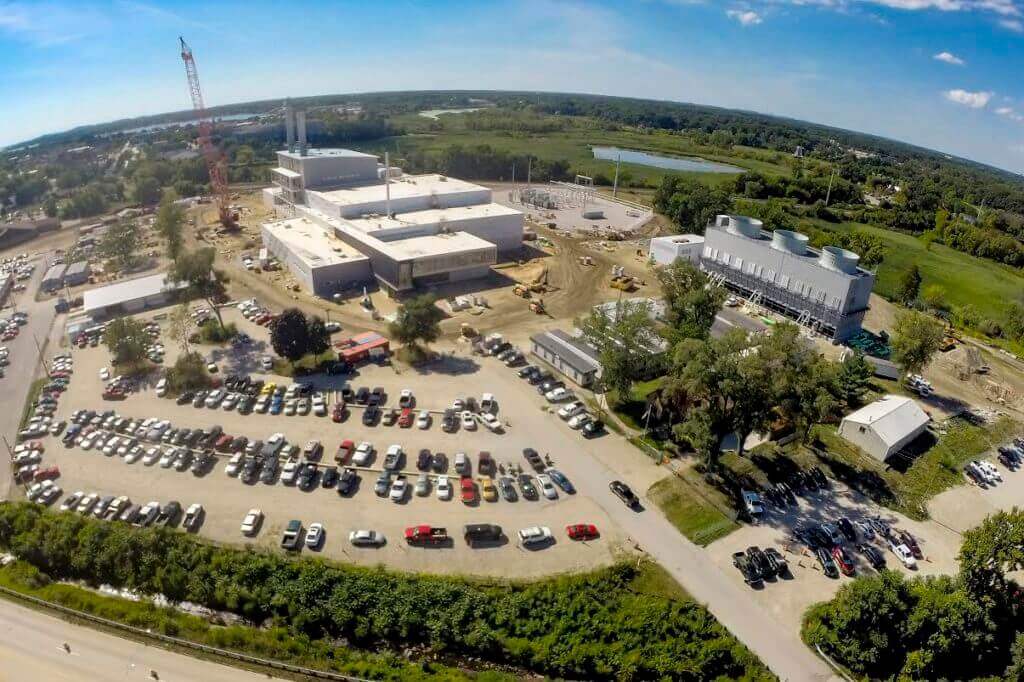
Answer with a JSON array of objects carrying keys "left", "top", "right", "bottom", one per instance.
[
  {"left": 214, "top": 434, "right": 234, "bottom": 451},
  {"left": 460, "top": 477, "right": 477, "bottom": 504},
  {"left": 335, "top": 439, "right": 354, "bottom": 463},
  {"left": 398, "top": 408, "right": 414, "bottom": 428},
  {"left": 566, "top": 524, "right": 600, "bottom": 541},
  {"left": 331, "top": 401, "right": 346, "bottom": 423},
  {"left": 33, "top": 465, "right": 60, "bottom": 482},
  {"left": 831, "top": 546, "right": 856, "bottom": 576},
  {"left": 23, "top": 440, "right": 44, "bottom": 452},
  {"left": 102, "top": 387, "right": 126, "bottom": 400}
]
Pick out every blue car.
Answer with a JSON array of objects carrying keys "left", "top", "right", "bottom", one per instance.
[
  {"left": 270, "top": 398, "right": 284, "bottom": 415},
  {"left": 547, "top": 468, "right": 575, "bottom": 494}
]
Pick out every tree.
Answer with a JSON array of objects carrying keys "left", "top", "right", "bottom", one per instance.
[
  {"left": 42, "top": 195, "right": 58, "bottom": 218},
  {"left": 577, "top": 298, "right": 661, "bottom": 400},
  {"left": 895, "top": 263, "right": 922, "bottom": 305},
  {"left": 103, "top": 317, "right": 149, "bottom": 365},
  {"left": 652, "top": 175, "right": 731, "bottom": 234},
  {"left": 306, "top": 316, "right": 330, "bottom": 356},
  {"left": 154, "top": 188, "right": 184, "bottom": 260},
  {"left": 656, "top": 260, "right": 725, "bottom": 342},
  {"left": 388, "top": 295, "right": 444, "bottom": 353},
  {"left": 169, "top": 247, "right": 228, "bottom": 329},
  {"left": 133, "top": 174, "right": 161, "bottom": 205},
  {"left": 891, "top": 310, "right": 944, "bottom": 377},
  {"left": 834, "top": 352, "right": 873, "bottom": 406},
  {"left": 98, "top": 219, "right": 140, "bottom": 271},
  {"left": 167, "top": 303, "right": 193, "bottom": 354},
  {"left": 165, "top": 351, "right": 211, "bottom": 393},
  {"left": 269, "top": 308, "right": 318, "bottom": 365}
]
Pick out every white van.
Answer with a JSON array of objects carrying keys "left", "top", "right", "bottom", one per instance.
[{"left": 155, "top": 378, "right": 167, "bottom": 397}]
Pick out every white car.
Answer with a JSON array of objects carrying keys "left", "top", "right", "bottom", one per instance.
[
  {"left": 254, "top": 395, "right": 270, "bottom": 413},
  {"left": 102, "top": 437, "right": 121, "bottom": 456},
  {"left": 436, "top": 475, "right": 452, "bottom": 500},
  {"left": 399, "top": 389, "right": 414, "bottom": 406},
  {"left": 480, "top": 393, "right": 496, "bottom": 413},
  {"left": 284, "top": 399, "right": 297, "bottom": 416},
  {"left": 156, "top": 378, "right": 167, "bottom": 397},
  {"left": 479, "top": 413, "right": 502, "bottom": 432},
  {"left": 889, "top": 541, "right": 918, "bottom": 569},
  {"left": 969, "top": 460, "right": 999, "bottom": 485},
  {"left": 76, "top": 493, "right": 99, "bottom": 514},
  {"left": 60, "top": 491, "right": 83, "bottom": 512},
  {"left": 221, "top": 393, "right": 239, "bottom": 411},
  {"left": 260, "top": 356, "right": 273, "bottom": 371},
  {"left": 137, "top": 502, "right": 161, "bottom": 527},
  {"left": 389, "top": 477, "right": 408, "bottom": 502},
  {"left": 124, "top": 446, "right": 144, "bottom": 464},
  {"left": 545, "top": 387, "right": 573, "bottom": 403},
  {"left": 536, "top": 474, "right": 558, "bottom": 500},
  {"left": 305, "top": 522, "right": 324, "bottom": 548},
  {"left": 558, "top": 401, "right": 586, "bottom": 420},
  {"left": 142, "top": 447, "right": 161, "bottom": 466},
  {"left": 204, "top": 390, "right": 224, "bottom": 408},
  {"left": 975, "top": 460, "right": 1002, "bottom": 482},
  {"left": 567, "top": 412, "right": 592, "bottom": 430},
  {"left": 312, "top": 394, "right": 327, "bottom": 417},
  {"left": 159, "top": 448, "right": 176, "bottom": 468},
  {"left": 461, "top": 411, "right": 477, "bottom": 431},
  {"left": 353, "top": 441, "right": 373, "bottom": 466},
  {"left": 240, "top": 508, "right": 263, "bottom": 536},
  {"left": 26, "top": 481, "right": 46, "bottom": 501},
  {"left": 99, "top": 367, "right": 110, "bottom": 380},
  {"left": 225, "top": 453, "right": 243, "bottom": 476},
  {"left": 452, "top": 398, "right": 464, "bottom": 411},
  {"left": 349, "top": 529, "right": 384, "bottom": 547},
  {"left": 281, "top": 460, "right": 300, "bottom": 485},
  {"left": 518, "top": 526, "right": 553, "bottom": 546}
]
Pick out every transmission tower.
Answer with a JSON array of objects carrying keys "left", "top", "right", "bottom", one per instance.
[{"left": 179, "top": 36, "right": 236, "bottom": 228}]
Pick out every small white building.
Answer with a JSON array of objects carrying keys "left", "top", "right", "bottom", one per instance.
[
  {"left": 838, "top": 395, "right": 930, "bottom": 462},
  {"left": 648, "top": 234, "right": 704, "bottom": 266},
  {"left": 82, "top": 272, "right": 188, "bottom": 319}
]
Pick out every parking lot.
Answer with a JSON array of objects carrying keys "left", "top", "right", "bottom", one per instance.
[{"left": 29, "top": 306, "right": 663, "bottom": 578}]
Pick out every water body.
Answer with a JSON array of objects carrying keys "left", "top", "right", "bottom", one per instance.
[
  {"left": 592, "top": 146, "right": 744, "bottom": 174},
  {"left": 418, "top": 107, "right": 485, "bottom": 119},
  {"left": 117, "top": 113, "right": 261, "bottom": 135}
]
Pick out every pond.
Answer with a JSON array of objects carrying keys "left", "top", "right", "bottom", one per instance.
[
  {"left": 592, "top": 146, "right": 744, "bottom": 174},
  {"left": 418, "top": 108, "right": 485, "bottom": 119}
]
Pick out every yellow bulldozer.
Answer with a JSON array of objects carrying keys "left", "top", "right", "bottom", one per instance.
[
  {"left": 512, "top": 284, "right": 531, "bottom": 299},
  {"left": 530, "top": 298, "right": 546, "bottom": 315}
]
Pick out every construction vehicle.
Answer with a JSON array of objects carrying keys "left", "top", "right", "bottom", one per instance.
[
  {"left": 460, "top": 323, "right": 478, "bottom": 339},
  {"left": 610, "top": 275, "right": 637, "bottom": 292},
  {"left": 530, "top": 299, "right": 546, "bottom": 315},
  {"left": 530, "top": 267, "right": 549, "bottom": 293},
  {"left": 578, "top": 255, "right": 594, "bottom": 266},
  {"left": 512, "top": 284, "right": 531, "bottom": 299},
  {"left": 179, "top": 37, "right": 238, "bottom": 229}
]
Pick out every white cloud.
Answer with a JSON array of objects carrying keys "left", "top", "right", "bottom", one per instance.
[
  {"left": 943, "top": 89, "right": 994, "bottom": 108},
  {"left": 933, "top": 51, "right": 965, "bottom": 65},
  {"left": 727, "top": 9, "right": 764, "bottom": 24},
  {"left": 1000, "top": 17, "right": 1024, "bottom": 29},
  {"left": 996, "top": 106, "right": 1024, "bottom": 121}
]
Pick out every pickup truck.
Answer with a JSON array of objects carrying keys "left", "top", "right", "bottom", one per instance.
[{"left": 404, "top": 525, "right": 448, "bottom": 545}]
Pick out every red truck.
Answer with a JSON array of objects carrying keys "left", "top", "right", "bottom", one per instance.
[{"left": 404, "top": 525, "right": 448, "bottom": 545}]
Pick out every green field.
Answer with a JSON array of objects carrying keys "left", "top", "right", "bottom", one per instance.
[
  {"left": 800, "top": 217, "right": 1024, "bottom": 334},
  {"left": 647, "top": 472, "right": 740, "bottom": 546}
]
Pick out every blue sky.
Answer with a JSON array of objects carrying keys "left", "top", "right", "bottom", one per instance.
[{"left": 2, "top": 0, "right": 1023, "bottom": 173}]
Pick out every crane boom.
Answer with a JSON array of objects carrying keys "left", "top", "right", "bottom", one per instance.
[{"left": 179, "top": 36, "right": 235, "bottom": 228}]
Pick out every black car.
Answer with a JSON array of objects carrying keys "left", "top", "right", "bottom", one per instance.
[
  {"left": 517, "top": 473, "right": 538, "bottom": 500},
  {"left": 370, "top": 386, "right": 386, "bottom": 404},
  {"left": 732, "top": 551, "right": 762, "bottom": 585},
  {"left": 416, "top": 449, "right": 432, "bottom": 471},
  {"left": 609, "top": 480, "right": 639, "bottom": 508},
  {"left": 858, "top": 543, "right": 886, "bottom": 570},
  {"left": 517, "top": 365, "right": 537, "bottom": 379},
  {"left": 354, "top": 387, "right": 370, "bottom": 404},
  {"left": 362, "top": 405, "right": 380, "bottom": 426},
  {"left": 337, "top": 467, "right": 358, "bottom": 495},
  {"left": 298, "top": 463, "right": 318, "bottom": 490},
  {"left": 537, "top": 379, "right": 564, "bottom": 395},
  {"left": 581, "top": 420, "right": 605, "bottom": 438},
  {"left": 809, "top": 467, "right": 829, "bottom": 488},
  {"left": 746, "top": 546, "right": 772, "bottom": 578},
  {"left": 441, "top": 409, "right": 457, "bottom": 432},
  {"left": 523, "top": 447, "right": 545, "bottom": 472},
  {"left": 837, "top": 517, "right": 858, "bottom": 542},
  {"left": 528, "top": 370, "right": 551, "bottom": 386},
  {"left": 431, "top": 452, "right": 447, "bottom": 472},
  {"left": 816, "top": 547, "right": 839, "bottom": 578},
  {"left": 321, "top": 466, "right": 339, "bottom": 488},
  {"left": 340, "top": 385, "right": 354, "bottom": 402},
  {"left": 158, "top": 500, "right": 182, "bottom": 525},
  {"left": 763, "top": 547, "right": 789, "bottom": 577},
  {"left": 176, "top": 391, "right": 195, "bottom": 405}
]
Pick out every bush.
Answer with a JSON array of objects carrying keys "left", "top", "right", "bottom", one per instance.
[
  {"left": 979, "top": 318, "right": 1003, "bottom": 337},
  {"left": 0, "top": 502, "right": 769, "bottom": 681},
  {"left": 197, "top": 320, "right": 238, "bottom": 344},
  {"left": 165, "top": 352, "right": 212, "bottom": 393}
]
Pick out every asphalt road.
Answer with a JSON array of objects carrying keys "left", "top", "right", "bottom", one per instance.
[
  {"left": 0, "top": 250, "right": 60, "bottom": 501},
  {"left": 0, "top": 598, "right": 280, "bottom": 682}
]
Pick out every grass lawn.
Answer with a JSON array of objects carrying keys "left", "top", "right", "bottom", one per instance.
[
  {"left": 271, "top": 350, "right": 337, "bottom": 377},
  {"left": 801, "top": 217, "right": 1024, "bottom": 335},
  {"left": 19, "top": 378, "right": 46, "bottom": 430},
  {"left": 647, "top": 471, "right": 740, "bottom": 546}
]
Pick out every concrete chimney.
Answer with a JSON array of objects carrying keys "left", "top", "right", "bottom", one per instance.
[
  {"left": 284, "top": 101, "right": 295, "bottom": 153},
  {"left": 384, "top": 151, "right": 391, "bottom": 218},
  {"left": 296, "top": 109, "right": 307, "bottom": 156}
]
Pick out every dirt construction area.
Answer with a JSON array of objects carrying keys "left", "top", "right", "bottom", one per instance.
[{"left": 36, "top": 305, "right": 676, "bottom": 579}]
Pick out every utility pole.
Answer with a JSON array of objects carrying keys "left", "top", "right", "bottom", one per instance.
[
  {"left": 824, "top": 167, "right": 836, "bottom": 207},
  {"left": 612, "top": 154, "right": 621, "bottom": 198},
  {"left": 526, "top": 157, "right": 531, "bottom": 188}
]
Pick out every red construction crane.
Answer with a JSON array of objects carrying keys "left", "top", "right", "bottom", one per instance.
[{"left": 179, "top": 36, "right": 236, "bottom": 228}]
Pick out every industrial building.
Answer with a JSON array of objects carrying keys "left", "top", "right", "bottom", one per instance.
[
  {"left": 648, "top": 234, "right": 704, "bottom": 266},
  {"left": 530, "top": 329, "right": 602, "bottom": 387},
  {"left": 838, "top": 395, "right": 930, "bottom": 462},
  {"left": 261, "top": 104, "right": 523, "bottom": 297},
  {"left": 82, "top": 272, "right": 188, "bottom": 319},
  {"left": 62, "top": 261, "right": 91, "bottom": 287},
  {"left": 699, "top": 215, "right": 876, "bottom": 340}
]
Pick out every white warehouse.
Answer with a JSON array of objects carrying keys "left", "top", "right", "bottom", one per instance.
[
  {"left": 648, "top": 234, "right": 704, "bottom": 266},
  {"left": 261, "top": 104, "right": 524, "bottom": 297},
  {"left": 700, "top": 215, "right": 876, "bottom": 340}
]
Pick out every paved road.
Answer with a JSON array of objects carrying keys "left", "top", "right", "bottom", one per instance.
[
  {"left": 0, "top": 250, "right": 61, "bottom": 501},
  {"left": 484, "top": 362, "right": 838, "bottom": 682},
  {"left": 0, "top": 598, "right": 281, "bottom": 681}
]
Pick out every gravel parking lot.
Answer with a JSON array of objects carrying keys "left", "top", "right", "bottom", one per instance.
[
  {"left": 35, "top": 307, "right": 658, "bottom": 578},
  {"left": 706, "top": 478, "right": 962, "bottom": 633}
]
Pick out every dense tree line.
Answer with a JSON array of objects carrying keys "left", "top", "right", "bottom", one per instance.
[
  {"left": 733, "top": 170, "right": 860, "bottom": 206},
  {"left": 0, "top": 502, "right": 770, "bottom": 681},
  {"left": 401, "top": 144, "right": 572, "bottom": 183},
  {"left": 804, "top": 509, "right": 1024, "bottom": 680}
]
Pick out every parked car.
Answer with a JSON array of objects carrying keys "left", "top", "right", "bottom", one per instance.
[
  {"left": 566, "top": 523, "right": 599, "bottom": 541},
  {"left": 436, "top": 475, "right": 453, "bottom": 500},
  {"left": 519, "top": 526, "right": 553, "bottom": 546},
  {"left": 349, "top": 529, "right": 385, "bottom": 547},
  {"left": 887, "top": 536, "right": 918, "bottom": 569},
  {"left": 305, "top": 522, "right": 324, "bottom": 549},
  {"left": 816, "top": 547, "right": 839, "bottom": 578},
  {"left": 858, "top": 543, "right": 886, "bottom": 570},
  {"left": 240, "top": 508, "right": 263, "bottom": 536},
  {"left": 609, "top": 480, "right": 639, "bottom": 508},
  {"left": 536, "top": 474, "right": 558, "bottom": 500},
  {"left": 281, "top": 520, "right": 303, "bottom": 550}
]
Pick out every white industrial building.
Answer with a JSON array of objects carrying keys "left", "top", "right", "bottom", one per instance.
[
  {"left": 648, "top": 234, "right": 704, "bottom": 266},
  {"left": 82, "top": 272, "right": 188, "bottom": 319},
  {"left": 838, "top": 395, "right": 930, "bottom": 462},
  {"left": 699, "top": 215, "right": 876, "bottom": 340},
  {"left": 261, "top": 104, "right": 524, "bottom": 297}
]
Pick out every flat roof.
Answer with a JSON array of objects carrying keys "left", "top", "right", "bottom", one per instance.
[
  {"left": 384, "top": 231, "right": 495, "bottom": 259},
  {"left": 345, "top": 202, "right": 521, "bottom": 234},
  {"left": 83, "top": 272, "right": 186, "bottom": 313},
  {"left": 530, "top": 329, "right": 601, "bottom": 376},
  {"left": 278, "top": 148, "right": 377, "bottom": 160},
  {"left": 312, "top": 174, "right": 487, "bottom": 208},
  {"left": 271, "top": 167, "right": 301, "bottom": 179},
  {"left": 263, "top": 218, "right": 368, "bottom": 268}
]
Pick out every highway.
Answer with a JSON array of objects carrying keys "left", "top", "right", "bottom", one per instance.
[{"left": 0, "top": 598, "right": 280, "bottom": 681}]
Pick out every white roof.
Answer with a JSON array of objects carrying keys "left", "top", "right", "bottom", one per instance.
[
  {"left": 262, "top": 218, "right": 368, "bottom": 268},
  {"left": 313, "top": 174, "right": 487, "bottom": 207},
  {"left": 345, "top": 202, "right": 520, "bottom": 234},
  {"left": 82, "top": 272, "right": 186, "bottom": 313},
  {"left": 842, "top": 395, "right": 929, "bottom": 448}
]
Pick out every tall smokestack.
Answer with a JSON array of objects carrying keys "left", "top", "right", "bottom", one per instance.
[
  {"left": 384, "top": 151, "right": 391, "bottom": 218},
  {"left": 284, "top": 100, "right": 295, "bottom": 153},
  {"left": 296, "top": 109, "right": 307, "bottom": 156}
]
